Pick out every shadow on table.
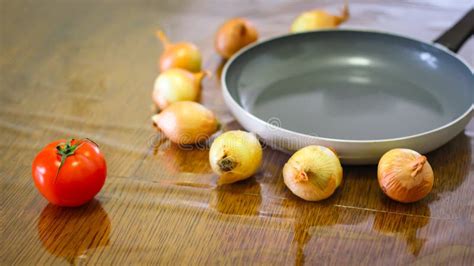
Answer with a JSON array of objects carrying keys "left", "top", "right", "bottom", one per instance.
[
  {"left": 37, "top": 200, "right": 111, "bottom": 264},
  {"left": 426, "top": 132, "right": 471, "bottom": 197},
  {"left": 215, "top": 58, "right": 227, "bottom": 82},
  {"left": 284, "top": 195, "right": 369, "bottom": 265},
  {"left": 373, "top": 201, "right": 431, "bottom": 257},
  {"left": 208, "top": 176, "right": 368, "bottom": 264},
  {"left": 209, "top": 178, "right": 262, "bottom": 216}
]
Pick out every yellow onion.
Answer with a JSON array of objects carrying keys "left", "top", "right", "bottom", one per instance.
[
  {"left": 378, "top": 149, "right": 434, "bottom": 203},
  {"left": 152, "top": 101, "right": 218, "bottom": 144},
  {"left": 209, "top": 130, "right": 262, "bottom": 185},
  {"left": 215, "top": 18, "right": 258, "bottom": 59},
  {"left": 290, "top": 2, "right": 349, "bottom": 33},
  {"left": 152, "top": 68, "right": 208, "bottom": 110},
  {"left": 283, "top": 145, "right": 343, "bottom": 201},
  {"left": 156, "top": 31, "right": 202, "bottom": 72}
]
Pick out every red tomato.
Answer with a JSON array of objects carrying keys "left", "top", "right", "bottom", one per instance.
[{"left": 32, "top": 139, "right": 107, "bottom": 207}]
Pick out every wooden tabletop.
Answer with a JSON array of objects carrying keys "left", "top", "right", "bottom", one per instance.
[{"left": 1, "top": 0, "right": 473, "bottom": 264}]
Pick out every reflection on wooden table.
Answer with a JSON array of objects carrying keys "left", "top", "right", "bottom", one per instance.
[{"left": 37, "top": 200, "right": 111, "bottom": 264}]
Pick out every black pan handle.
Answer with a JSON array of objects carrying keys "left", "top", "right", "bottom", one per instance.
[{"left": 433, "top": 8, "right": 474, "bottom": 53}]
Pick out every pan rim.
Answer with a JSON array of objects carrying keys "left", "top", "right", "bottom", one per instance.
[{"left": 221, "top": 29, "right": 473, "bottom": 144}]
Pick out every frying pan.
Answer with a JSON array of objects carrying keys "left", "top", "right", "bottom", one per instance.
[{"left": 222, "top": 9, "right": 474, "bottom": 164}]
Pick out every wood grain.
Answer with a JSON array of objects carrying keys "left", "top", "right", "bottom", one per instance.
[{"left": 1, "top": 0, "right": 473, "bottom": 265}]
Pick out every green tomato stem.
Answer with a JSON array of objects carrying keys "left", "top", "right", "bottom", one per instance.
[{"left": 54, "top": 138, "right": 99, "bottom": 182}]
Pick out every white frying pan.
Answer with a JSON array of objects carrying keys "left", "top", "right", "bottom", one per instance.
[{"left": 221, "top": 9, "right": 474, "bottom": 164}]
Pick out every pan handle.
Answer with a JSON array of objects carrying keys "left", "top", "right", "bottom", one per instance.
[{"left": 433, "top": 8, "right": 474, "bottom": 53}]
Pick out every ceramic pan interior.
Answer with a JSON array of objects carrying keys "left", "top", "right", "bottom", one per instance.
[{"left": 223, "top": 30, "right": 473, "bottom": 142}]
